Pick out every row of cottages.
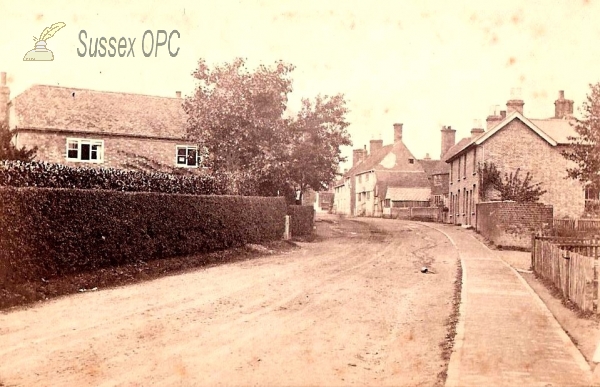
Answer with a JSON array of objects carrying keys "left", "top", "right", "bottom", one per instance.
[
  {"left": 0, "top": 72, "right": 202, "bottom": 172},
  {"left": 444, "top": 90, "right": 588, "bottom": 225},
  {"left": 333, "top": 123, "right": 452, "bottom": 217}
]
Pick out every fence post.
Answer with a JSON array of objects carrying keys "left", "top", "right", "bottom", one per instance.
[
  {"left": 531, "top": 233, "right": 536, "bottom": 272},
  {"left": 409, "top": 207, "right": 413, "bottom": 220},
  {"left": 595, "top": 237, "right": 599, "bottom": 314},
  {"left": 283, "top": 215, "right": 291, "bottom": 240}
]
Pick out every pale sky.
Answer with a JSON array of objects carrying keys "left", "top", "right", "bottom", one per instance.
[{"left": 2, "top": 0, "right": 600, "bottom": 169}]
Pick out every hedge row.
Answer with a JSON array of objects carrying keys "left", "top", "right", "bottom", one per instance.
[
  {"left": 287, "top": 205, "right": 315, "bottom": 236},
  {"left": 0, "top": 160, "right": 229, "bottom": 195},
  {"left": 0, "top": 187, "right": 287, "bottom": 284}
]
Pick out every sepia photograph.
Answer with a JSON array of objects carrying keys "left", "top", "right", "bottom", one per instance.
[{"left": 1, "top": 1, "right": 600, "bottom": 386}]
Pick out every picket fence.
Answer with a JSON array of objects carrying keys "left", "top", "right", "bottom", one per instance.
[{"left": 532, "top": 235, "right": 600, "bottom": 313}]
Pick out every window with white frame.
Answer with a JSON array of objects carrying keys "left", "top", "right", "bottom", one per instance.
[
  {"left": 66, "top": 138, "right": 104, "bottom": 163},
  {"left": 176, "top": 145, "right": 198, "bottom": 167}
]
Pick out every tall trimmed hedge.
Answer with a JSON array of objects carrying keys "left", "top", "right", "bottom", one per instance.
[
  {"left": 0, "top": 160, "right": 229, "bottom": 195},
  {"left": 0, "top": 187, "right": 286, "bottom": 284},
  {"left": 287, "top": 205, "right": 315, "bottom": 236}
]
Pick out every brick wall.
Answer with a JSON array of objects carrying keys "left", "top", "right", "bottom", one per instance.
[
  {"left": 14, "top": 131, "right": 197, "bottom": 171},
  {"left": 476, "top": 201, "right": 553, "bottom": 250}
]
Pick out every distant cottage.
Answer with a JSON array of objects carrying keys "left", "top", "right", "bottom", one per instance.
[
  {"left": 333, "top": 123, "right": 449, "bottom": 217},
  {"left": 0, "top": 72, "right": 200, "bottom": 172}
]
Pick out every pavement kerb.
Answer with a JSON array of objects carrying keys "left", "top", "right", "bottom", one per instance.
[
  {"left": 412, "top": 221, "right": 466, "bottom": 387},
  {"left": 465, "top": 226, "right": 594, "bottom": 385}
]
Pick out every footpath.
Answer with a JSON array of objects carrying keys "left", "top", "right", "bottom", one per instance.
[{"left": 424, "top": 223, "right": 594, "bottom": 387}]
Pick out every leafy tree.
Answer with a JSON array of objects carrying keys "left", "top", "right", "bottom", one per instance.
[
  {"left": 183, "top": 58, "right": 295, "bottom": 195},
  {"left": 562, "top": 82, "right": 600, "bottom": 192},
  {"left": 183, "top": 58, "right": 352, "bottom": 199},
  {"left": 478, "top": 162, "right": 546, "bottom": 202},
  {"left": 497, "top": 168, "right": 547, "bottom": 202},
  {"left": 287, "top": 94, "right": 352, "bottom": 202},
  {"left": 0, "top": 122, "right": 36, "bottom": 161}
]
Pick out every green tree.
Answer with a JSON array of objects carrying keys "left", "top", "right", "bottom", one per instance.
[
  {"left": 0, "top": 122, "right": 37, "bottom": 161},
  {"left": 183, "top": 58, "right": 295, "bottom": 195},
  {"left": 562, "top": 82, "right": 600, "bottom": 192},
  {"left": 287, "top": 94, "right": 352, "bottom": 202}
]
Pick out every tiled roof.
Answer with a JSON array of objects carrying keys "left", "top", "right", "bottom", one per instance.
[
  {"left": 385, "top": 187, "right": 431, "bottom": 201},
  {"left": 443, "top": 137, "right": 473, "bottom": 162},
  {"left": 419, "top": 159, "right": 449, "bottom": 175},
  {"left": 530, "top": 119, "right": 578, "bottom": 144},
  {"left": 444, "top": 113, "right": 580, "bottom": 162},
  {"left": 10, "top": 85, "right": 187, "bottom": 139},
  {"left": 374, "top": 170, "right": 431, "bottom": 201},
  {"left": 352, "top": 141, "right": 425, "bottom": 175}
]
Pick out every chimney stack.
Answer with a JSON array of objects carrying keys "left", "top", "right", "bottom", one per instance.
[
  {"left": 424, "top": 153, "right": 431, "bottom": 160},
  {"left": 440, "top": 125, "right": 456, "bottom": 159},
  {"left": 0, "top": 72, "right": 9, "bottom": 126},
  {"left": 506, "top": 87, "right": 524, "bottom": 115},
  {"left": 554, "top": 90, "right": 574, "bottom": 119},
  {"left": 175, "top": 91, "right": 181, "bottom": 98},
  {"left": 393, "top": 123, "right": 403, "bottom": 143},
  {"left": 370, "top": 139, "right": 383, "bottom": 154},
  {"left": 352, "top": 147, "right": 368, "bottom": 166},
  {"left": 471, "top": 119, "right": 485, "bottom": 138},
  {"left": 486, "top": 105, "right": 502, "bottom": 130}
]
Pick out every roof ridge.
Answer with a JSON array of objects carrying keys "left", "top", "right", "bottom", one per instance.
[{"left": 24, "top": 84, "right": 182, "bottom": 100}]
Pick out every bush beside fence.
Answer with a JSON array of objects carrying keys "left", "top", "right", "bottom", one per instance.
[
  {"left": 0, "top": 187, "right": 287, "bottom": 284},
  {"left": 287, "top": 205, "right": 315, "bottom": 237}
]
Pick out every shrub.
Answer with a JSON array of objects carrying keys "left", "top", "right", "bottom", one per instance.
[
  {"left": 0, "top": 160, "right": 230, "bottom": 195},
  {"left": 0, "top": 187, "right": 287, "bottom": 284},
  {"left": 287, "top": 205, "right": 315, "bottom": 236}
]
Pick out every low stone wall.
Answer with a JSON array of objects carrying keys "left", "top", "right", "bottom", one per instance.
[{"left": 476, "top": 201, "right": 553, "bottom": 250}]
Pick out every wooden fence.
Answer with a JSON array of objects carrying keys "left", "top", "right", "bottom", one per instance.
[
  {"left": 553, "top": 218, "right": 600, "bottom": 231},
  {"left": 532, "top": 235, "right": 600, "bottom": 313}
]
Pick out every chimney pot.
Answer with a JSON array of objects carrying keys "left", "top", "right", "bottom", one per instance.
[
  {"left": 393, "top": 123, "right": 403, "bottom": 142},
  {"left": 440, "top": 125, "right": 456, "bottom": 159},
  {"left": 500, "top": 110, "right": 506, "bottom": 119},
  {"left": 176, "top": 91, "right": 181, "bottom": 98},
  {"left": 554, "top": 90, "right": 574, "bottom": 119},
  {"left": 369, "top": 139, "right": 383, "bottom": 154},
  {"left": 424, "top": 153, "right": 431, "bottom": 160}
]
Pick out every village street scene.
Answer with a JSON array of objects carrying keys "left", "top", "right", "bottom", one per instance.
[{"left": 2, "top": 1, "right": 600, "bottom": 386}]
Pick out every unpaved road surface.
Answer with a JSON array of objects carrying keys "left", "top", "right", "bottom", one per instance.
[{"left": 0, "top": 216, "right": 458, "bottom": 387}]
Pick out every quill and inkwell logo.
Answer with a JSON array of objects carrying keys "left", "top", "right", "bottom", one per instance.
[{"left": 23, "top": 22, "right": 66, "bottom": 61}]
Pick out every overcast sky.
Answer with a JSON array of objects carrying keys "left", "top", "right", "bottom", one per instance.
[{"left": 2, "top": 0, "right": 600, "bottom": 169}]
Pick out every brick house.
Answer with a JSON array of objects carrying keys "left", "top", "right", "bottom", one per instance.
[
  {"left": 0, "top": 72, "right": 201, "bottom": 172},
  {"left": 445, "top": 90, "right": 585, "bottom": 225},
  {"left": 333, "top": 123, "right": 432, "bottom": 217}
]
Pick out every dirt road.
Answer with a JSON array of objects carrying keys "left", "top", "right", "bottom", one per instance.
[{"left": 0, "top": 217, "right": 458, "bottom": 387}]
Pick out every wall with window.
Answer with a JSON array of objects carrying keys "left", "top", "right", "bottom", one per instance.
[
  {"left": 354, "top": 171, "right": 377, "bottom": 216},
  {"left": 448, "top": 147, "right": 481, "bottom": 226},
  {"left": 14, "top": 131, "right": 201, "bottom": 171}
]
